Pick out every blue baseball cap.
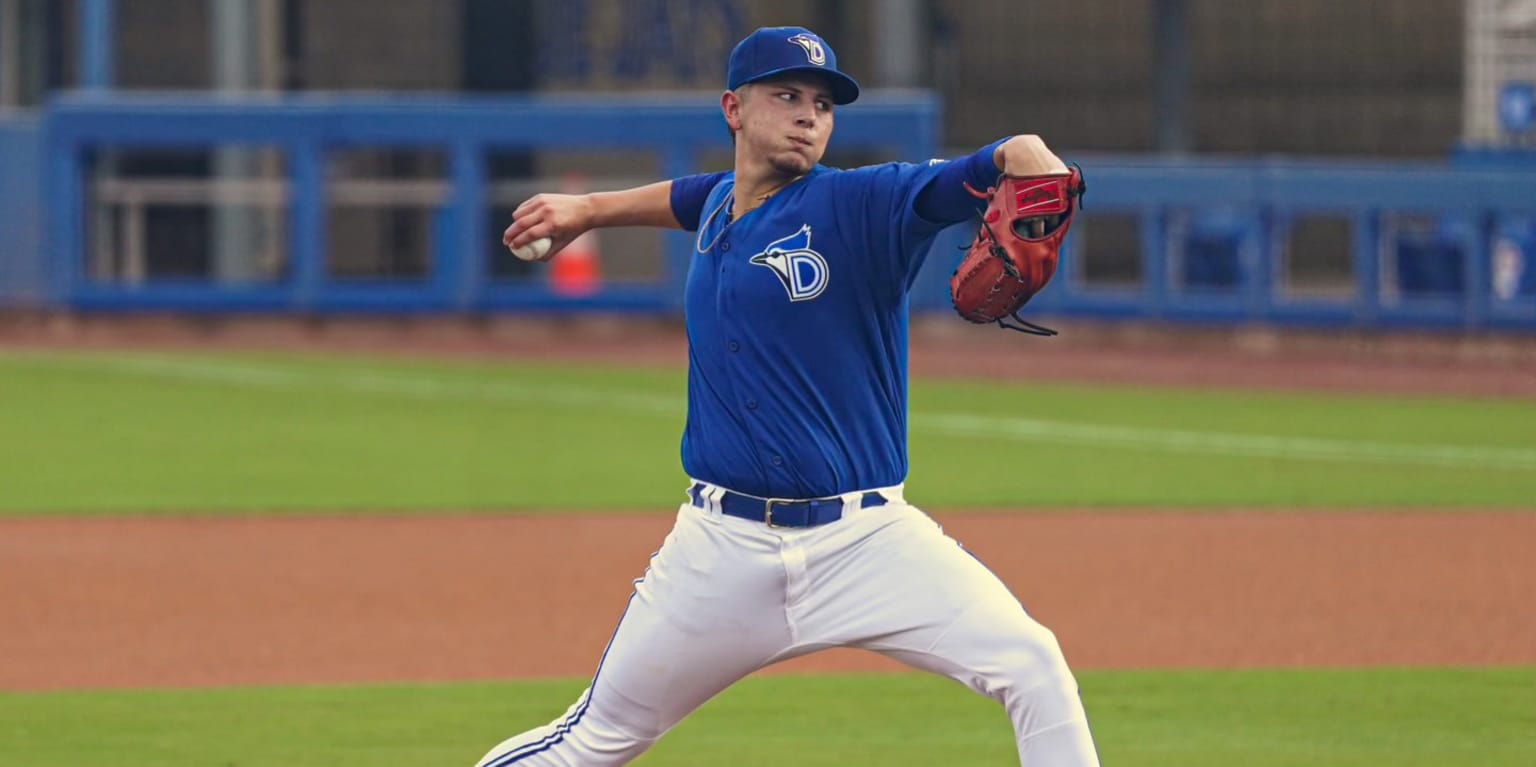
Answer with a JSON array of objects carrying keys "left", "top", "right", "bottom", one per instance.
[{"left": 727, "top": 26, "right": 861, "bottom": 105}]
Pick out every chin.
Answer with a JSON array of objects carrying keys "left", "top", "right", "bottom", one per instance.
[{"left": 770, "top": 153, "right": 816, "bottom": 175}]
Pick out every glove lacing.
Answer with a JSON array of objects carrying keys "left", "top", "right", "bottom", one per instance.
[{"left": 960, "top": 181, "right": 1059, "bottom": 337}]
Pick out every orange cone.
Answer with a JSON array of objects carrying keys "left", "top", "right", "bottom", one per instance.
[{"left": 551, "top": 173, "right": 602, "bottom": 297}]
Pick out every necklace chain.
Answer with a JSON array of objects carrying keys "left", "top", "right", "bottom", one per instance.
[
  {"left": 693, "top": 178, "right": 800, "bottom": 255},
  {"left": 695, "top": 195, "right": 734, "bottom": 254}
]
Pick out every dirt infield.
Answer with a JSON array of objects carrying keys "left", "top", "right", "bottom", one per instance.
[
  {"left": 2, "top": 315, "right": 1533, "bottom": 691},
  {"left": 4, "top": 511, "right": 1534, "bottom": 691}
]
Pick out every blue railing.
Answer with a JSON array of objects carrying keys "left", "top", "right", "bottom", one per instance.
[
  {"left": 8, "top": 93, "right": 1536, "bottom": 329},
  {"left": 909, "top": 155, "right": 1536, "bottom": 329},
  {"left": 38, "top": 91, "right": 939, "bottom": 314}
]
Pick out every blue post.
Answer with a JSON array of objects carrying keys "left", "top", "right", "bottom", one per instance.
[
  {"left": 80, "top": 0, "right": 116, "bottom": 90},
  {"left": 1352, "top": 210, "right": 1380, "bottom": 322},
  {"left": 46, "top": 129, "right": 84, "bottom": 304},
  {"left": 1464, "top": 213, "right": 1492, "bottom": 328},
  {"left": 1140, "top": 207, "right": 1168, "bottom": 315},
  {"left": 1250, "top": 210, "right": 1278, "bottom": 320},
  {"left": 449, "top": 139, "right": 487, "bottom": 309},
  {"left": 1059, "top": 224, "right": 1084, "bottom": 300},
  {"left": 288, "top": 140, "right": 325, "bottom": 310}
]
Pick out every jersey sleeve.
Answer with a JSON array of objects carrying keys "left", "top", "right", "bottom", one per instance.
[
  {"left": 912, "top": 138, "right": 1010, "bottom": 224},
  {"left": 831, "top": 139, "right": 1012, "bottom": 289},
  {"left": 827, "top": 158, "right": 971, "bottom": 288},
  {"left": 669, "top": 171, "right": 729, "bottom": 232}
]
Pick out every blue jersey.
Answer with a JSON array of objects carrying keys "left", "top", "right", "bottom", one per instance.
[{"left": 669, "top": 153, "right": 997, "bottom": 500}]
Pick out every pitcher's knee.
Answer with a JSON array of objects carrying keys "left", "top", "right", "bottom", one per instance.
[
  {"left": 984, "top": 624, "right": 1094, "bottom": 738},
  {"left": 985, "top": 622, "right": 1080, "bottom": 701}
]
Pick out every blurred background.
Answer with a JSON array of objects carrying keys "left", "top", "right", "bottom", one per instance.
[{"left": 0, "top": 0, "right": 1533, "bottom": 329}]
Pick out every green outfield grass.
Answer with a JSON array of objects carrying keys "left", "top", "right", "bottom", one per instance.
[
  {"left": 3, "top": 668, "right": 1532, "bottom": 766},
  {"left": 2, "top": 350, "right": 1534, "bottom": 515}
]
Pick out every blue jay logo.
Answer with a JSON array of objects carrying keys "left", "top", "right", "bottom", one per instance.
[
  {"left": 750, "top": 225, "right": 829, "bottom": 302},
  {"left": 787, "top": 34, "right": 827, "bottom": 66}
]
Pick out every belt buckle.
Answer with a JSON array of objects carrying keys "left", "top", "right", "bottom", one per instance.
[{"left": 763, "top": 498, "right": 791, "bottom": 528}]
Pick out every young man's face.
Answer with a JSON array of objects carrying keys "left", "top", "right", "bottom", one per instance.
[{"left": 729, "top": 73, "right": 835, "bottom": 176}]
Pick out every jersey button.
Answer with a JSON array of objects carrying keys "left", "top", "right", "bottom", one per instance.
[
  {"left": 746, "top": 399, "right": 758, "bottom": 410},
  {"left": 771, "top": 455, "right": 784, "bottom": 466},
  {"left": 721, "top": 242, "right": 731, "bottom": 252},
  {"left": 728, "top": 341, "right": 740, "bottom": 352}
]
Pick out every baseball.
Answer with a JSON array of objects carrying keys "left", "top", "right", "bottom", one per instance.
[{"left": 510, "top": 237, "right": 552, "bottom": 262}]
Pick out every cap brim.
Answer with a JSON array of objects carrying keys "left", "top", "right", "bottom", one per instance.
[{"left": 741, "top": 66, "right": 861, "bottom": 105}]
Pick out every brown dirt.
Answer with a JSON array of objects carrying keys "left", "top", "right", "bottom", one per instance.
[
  {"left": 1, "top": 313, "right": 1533, "bottom": 691},
  {"left": 3, "top": 511, "right": 1533, "bottom": 691}
]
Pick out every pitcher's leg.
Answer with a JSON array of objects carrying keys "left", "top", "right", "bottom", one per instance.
[
  {"left": 877, "top": 605, "right": 1099, "bottom": 766},
  {"left": 475, "top": 505, "right": 792, "bottom": 766},
  {"left": 797, "top": 504, "right": 1100, "bottom": 766}
]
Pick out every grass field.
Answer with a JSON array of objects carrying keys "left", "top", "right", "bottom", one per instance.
[
  {"left": 4, "top": 348, "right": 1531, "bottom": 766},
  {"left": 2, "top": 350, "right": 1534, "bottom": 514},
  {"left": 4, "top": 668, "right": 1533, "bottom": 766}
]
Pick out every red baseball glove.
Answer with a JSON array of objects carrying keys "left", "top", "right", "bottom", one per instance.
[{"left": 949, "top": 167, "right": 1086, "bottom": 335}]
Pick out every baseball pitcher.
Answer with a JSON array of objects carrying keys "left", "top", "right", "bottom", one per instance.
[{"left": 481, "top": 25, "right": 1095, "bottom": 767}]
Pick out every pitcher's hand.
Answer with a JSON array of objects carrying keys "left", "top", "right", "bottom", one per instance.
[
  {"left": 993, "top": 135, "right": 1069, "bottom": 177},
  {"left": 503, "top": 193, "right": 596, "bottom": 262}
]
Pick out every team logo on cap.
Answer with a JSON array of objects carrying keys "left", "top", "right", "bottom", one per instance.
[
  {"left": 750, "top": 225, "right": 829, "bottom": 302},
  {"left": 787, "top": 33, "right": 827, "bottom": 66}
]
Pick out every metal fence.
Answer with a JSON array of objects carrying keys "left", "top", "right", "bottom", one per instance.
[
  {"left": 913, "top": 155, "right": 1536, "bottom": 329},
  {"left": 4, "top": 92, "right": 1534, "bottom": 329},
  {"left": 34, "top": 91, "right": 939, "bottom": 313}
]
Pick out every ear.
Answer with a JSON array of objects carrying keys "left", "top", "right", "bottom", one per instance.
[{"left": 721, "top": 88, "right": 743, "bottom": 134}]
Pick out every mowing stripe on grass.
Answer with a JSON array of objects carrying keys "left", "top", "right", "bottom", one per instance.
[
  {"left": 13, "top": 353, "right": 1536, "bottom": 471},
  {"left": 45, "top": 354, "right": 683, "bottom": 415},
  {"left": 915, "top": 413, "right": 1536, "bottom": 470}
]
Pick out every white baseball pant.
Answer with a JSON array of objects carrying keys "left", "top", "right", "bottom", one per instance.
[{"left": 474, "top": 482, "right": 1100, "bottom": 766}]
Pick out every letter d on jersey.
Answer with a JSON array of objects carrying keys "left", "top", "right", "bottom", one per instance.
[{"left": 750, "top": 225, "right": 829, "bottom": 301}]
